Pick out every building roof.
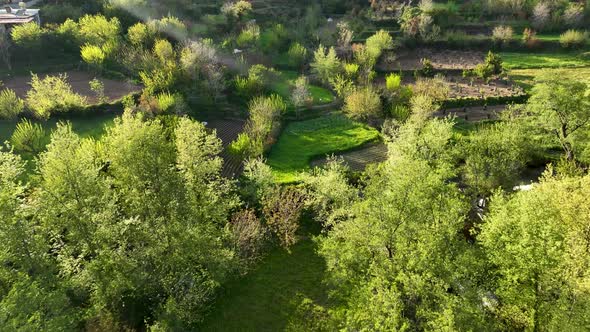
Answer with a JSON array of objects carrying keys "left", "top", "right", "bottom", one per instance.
[{"left": 0, "top": 8, "right": 39, "bottom": 25}]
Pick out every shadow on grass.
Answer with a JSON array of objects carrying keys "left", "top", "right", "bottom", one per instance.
[{"left": 199, "top": 239, "right": 328, "bottom": 332}]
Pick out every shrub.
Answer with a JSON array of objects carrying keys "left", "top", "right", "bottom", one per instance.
[
  {"left": 236, "top": 22, "right": 260, "bottom": 47},
  {"left": 149, "top": 16, "right": 187, "bottom": 40},
  {"left": 563, "top": 3, "right": 585, "bottom": 28},
  {"left": 521, "top": 28, "right": 539, "bottom": 48},
  {"left": 385, "top": 73, "right": 402, "bottom": 91},
  {"left": 492, "top": 25, "right": 513, "bottom": 46},
  {"left": 560, "top": 30, "right": 588, "bottom": 49},
  {"left": 343, "top": 87, "right": 382, "bottom": 121},
  {"left": 81, "top": 44, "right": 106, "bottom": 68},
  {"left": 128, "top": 22, "right": 154, "bottom": 47},
  {"left": 153, "top": 39, "right": 175, "bottom": 64},
  {"left": 155, "top": 92, "right": 186, "bottom": 114},
  {"left": 344, "top": 63, "right": 359, "bottom": 78},
  {"left": 10, "top": 119, "right": 45, "bottom": 154},
  {"left": 365, "top": 29, "right": 394, "bottom": 59},
  {"left": 286, "top": 42, "right": 307, "bottom": 68},
  {"left": 39, "top": 3, "right": 83, "bottom": 24},
  {"left": 228, "top": 132, "right": 263, "bottom": 158},
  {"left": 532, "top": 2, "right": 550, "bottom": 30},
  {"left": 221, "top": 0, "right": 253, "bottom": 19},
  {"left": 78, "top": 15, "right": 121, "bottom": 45},
  {"left": 291, "top": 76, "right": 312, "bottom": 116},
  {"left": 11, "top": 23, "right": 44, "bottom": 53},
  {"left": 329, "top": 74, "right": 354, "bottom": 98},
  {"left": 89, "top": 78, "right": 107, "bottom": 104},
  {"left": 262, "top": 186, "right": 305, "bottom": 249},
  {"left": 416, "top": 58, "right": 435, "bottom": 77},
  {"left": 0, "top": 89, "right": 24, "bottom": 120},
  {"left": 310, "top": 44, "right": 341, "bottom": 84},
  {"left": 26, "top": 74, "right": 88, "bottom": 119},
  {"left": 259, "top": 24, "right": 288, "bottom": 54}
]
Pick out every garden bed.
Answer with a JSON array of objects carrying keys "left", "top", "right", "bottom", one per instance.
[{"left": 378, "top": 48, "right": 486, "bottom": 71}]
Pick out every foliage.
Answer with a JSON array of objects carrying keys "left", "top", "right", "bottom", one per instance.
[
  {"left": 148, "top": 15, "right": 187, "bottom": 40},
  {"left": 480, "top": 174, "right": 590, "bottom": 330},
  {"left": 492, "top": 25, "right": 513, "bottom": 46},
  {"left": 463, "top": 118, "right": 531, "bottom": 194},
  {"left": 78, "top": 14, "right": 121, "bottom": 46},
  {"left": 291, "top": 76, "right": 312, "bottom": 115},
  {"left": 11, "top": 22, "right": 44, "bottom": 52},
  {"left": 263, "top": 186, "right": 306, "bottom": 249},
  {"left": 236, "top": 22, "right": 260, "bottom": 48},
  {"left": 532, "top": 2, "right": 550, "bottom": 30},
  {"left": 559, "top": 30, "right": 588, "bottom": 49},
  {"left": 365, "top": 29, "right": 394, "bottom": 60},
  {"left": 10, "top": 119, "right": 46, "bottom": 154},
  {"left": 343, "top": 87, "right": 382, "bottom": 122},
  {"left": 526, "top": 73, "right": 590, "bottom": 160},
  {"left": 26, "top": 74, "right": 87, "bottom": 119},
  {"left": 286, "top": 42, "right": 307, "bottom": 69},
  {"left": 310, "top": 45, "right": 341, "bottom": 85},
  {"left": 228, "top": 209, "right": 267, "bottom": 269},
  {"left": 127, "top": 22, "right": 154, "bottom": 47},
  {"left": 412, "top": 75, "right": 450, "bottom": 103},
  {"left": 0, "top": 89, "right": 24, "bottom": 120},
  {"left": 521, "top": 28, "right": 539, "bottom": 48},
  {"left": 89, "top": 78, "right": 107, "bottom": 103},
  {"left": 81, "top": 44, "right": 106, "bottom": 68}
]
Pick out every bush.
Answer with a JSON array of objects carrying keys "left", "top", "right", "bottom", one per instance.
[
  {"left": 39, "top": 3, "right": 83, "bottom": 24},
  {"left": 26, "top": 74, "right": 88, "bottom": 119},
  {"left": 11, "top": 23, "right": 44, "bottom": 53},
  {"left": 89, "top": 78, "right": 107, "bottom": 104},
  {"left": 563, "top": 3, "right": 585, "bottom": 28},
  {"left": 416, "top": 58, "right": 435, "bottom": 77},
  {"left": 385, "top": 73, "right": 402, "bottom": 91},
  {"left": 148, "top": 16, "right": 187, "bottom": 40},
  {"left": 81, "top": 44, "right": 106, "bottom": 68},
  {"left": 365, "top": 29, "right": 394, "bottom": 59},
  {"left": 78, "top": 15, "right": 121, "bottom": 46},
  {"left": 10, "top": 119, "right": 46, "bottom": 154},
  {"left": 492, "top": 25, "right": 513, "bottom": 46},
  {"left": 0, "top": 89, "right": 24, "bottom": 120},
  {"left": 127, "top": 22, "right": 154, "bottom": 47},
  {"left": 310, "top": 45, "right": 341, "bottom": 84},
  {"left": 521, "top": 28, "right": 539, "bottom": 48},
  {"left": 560, "top": 30, "right": 588, "bottom": 49},
  {"left": 343, "top": 87, "right": 382, "bottom": 121},
  {"left": 532, "top": 2, "right": 550, "bottom": 30},
  {"left": 236, "top": 22, "right": 260, "bottom": 47},
  {"left": 286, "top": 42, "right": 307, "bottom": 68}
]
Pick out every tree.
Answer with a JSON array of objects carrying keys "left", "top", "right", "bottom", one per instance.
[
  {"left": 343, "top": 87, "right": 382, "bottom": 122},
  {"left": 77, "top": 14, "right": 121, "bottom": 46},
  {"left": 10, "top": 119, "right": 46, "bottom": 154},
  {"left": 0, "top": 89, "right": 24, "bottom": 120},
  {"left": 463, "top": 116, "right": 531, "bottom": 194},
  {"left": 11, "top": 22, "right": 44, "bottom": 57},
  {"left": 479, "top": 173, "right": 590, "bottom": 330},
  {"left": 310, "top": 44, "right": 341, "bottom": 85},
  {"left": 318, "top": 117, "right": 470, "bottom": 330},
  {"left": 291, "top": 76, "right": 312, "bottom": 117},
  {"left": 526, "top": 74, "right": 590, "bottom": 160},
  {"left": 26, "top": 74, "right": 87, "bottom": 119}
]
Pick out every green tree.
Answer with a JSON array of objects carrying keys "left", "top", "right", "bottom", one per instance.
[
  {"left": 479, "top": 173, "right": 590, "bottom": 330},
  {"left": 77, "top": 14, "right": 121, "bottom": 46},
  {"left": 0, "top": 89, "right": 24, "bottom": 120},
  {"left": 26, "top": 73, "right": 87, "bottom": 119},
  {"left": 10, "top": 119, "right": 46, "bottom": 154},
  {"left": 11, "top": 22, "right": 44, "bottom": 56},
  {"left": 310, "top": 44, "right": 341, "bottom": 85},
  {"left": 526, "top": 74, "right": 590, "bottom": 160}
]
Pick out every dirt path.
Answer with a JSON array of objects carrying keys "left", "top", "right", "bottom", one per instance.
[{"left": 2, "top": 71, "right": 141, "bottom": 103}]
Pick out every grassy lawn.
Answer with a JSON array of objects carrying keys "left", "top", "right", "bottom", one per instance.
[
  {"left": 199, "top": 239, "right": 329, "bottom": 332},
  {"left": 267, "top": 114, "right": 380, "bottom": 183},
  {"left": 512, "top": 33, "right": 561, "bottom": 42},
  {"left": 270, "top": 71, "right": 334, "bottom": 106},
  {"left": 509, "top": 67, "right": 590, "bottom": 91},
  {"left": 500, "top": 52, "right": 590, "bottom": 69}
]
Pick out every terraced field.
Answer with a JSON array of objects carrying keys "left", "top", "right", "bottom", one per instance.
[
  {"left": 206, "top": 119, "right": 246, "bottom": 178},
  {"left": 310, "top": 142, "right": 388, "bottom": 171}
]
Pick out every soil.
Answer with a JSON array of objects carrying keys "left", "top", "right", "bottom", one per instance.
[
  {"left": 2, "top": 71, "right": 141, "bottom": 103},
  {"left": 206, "top": 119, "right": 246, "bottom": 178},
  {"left": 378, "top": 48, "right": 486, "bottom": 71},
  {"left": 434, "top": 104, "right": 507, "bottom": 122},
  {"left": 310, "top": 142, "right": 388, "bottom": 171}
]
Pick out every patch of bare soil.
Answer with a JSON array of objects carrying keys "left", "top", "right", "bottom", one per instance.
[
  {"left": 434, "top": 104, "right": 508, "bottom": 122},
  {"left": 378, "top": 49, "right": 486, "bottom": 71},
  {"left": 310, "top": 142, "right": 388, "bottom": 172},
  {"left": 206, "top": 119, "right": 246, "bottom": 178},
  {"left": 2, "top": 71, "right": 141, "bottom": 103}
]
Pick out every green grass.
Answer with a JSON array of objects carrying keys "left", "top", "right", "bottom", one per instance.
[
  {"left": 509, "top": 67, "right": 590, "bottom": 91},
  {"left": 270, "top": 71, "right": 334, "bottom": 106},
  {"left": 199, "top": 239, "right": 329, "bottom": 332},
  {"left": 500, "top": 51, "right": 590, "bottom": 69},
  {"left": 512, "top": 33, "right": 561, "bottom": 42},
  {"left": 0, "top": 112, "right": 118, "bottom": 173},
  {"left": 267, "top": 114, "right": 380, "bottom": 183}
]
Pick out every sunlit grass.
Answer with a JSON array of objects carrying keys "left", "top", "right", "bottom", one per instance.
[
  {"left": 271, "top": 71, "right": 334, "bottom": 105},
  {"left": 500, "top": 52, "right": 590, "bottom": 69},
  {"left": 267, "top": 114, "right": 379, "bottom": 183},
  {"left": 509, "top": 67, "right": 590, "bottom": 91}
]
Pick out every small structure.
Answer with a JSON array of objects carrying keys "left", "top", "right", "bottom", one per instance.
[{"left": 0, "top": 5, "right": 40, "bottom": 29}]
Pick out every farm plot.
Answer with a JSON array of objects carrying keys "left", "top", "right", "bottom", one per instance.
[
  {"left": 206, "top": 119, "right": 246, "bottom": 178},
  {"left": 310, "top": 142, "right": 388, "bottom": 171},
  {"left": 378, "top": 49, "right": 485, "bottom": 71},
  {"left": 509, "top": 67, "right": 590, "bottom": 91},
  {"left": 267, "top": 114, "right": 380, "bottom": 183},
  {"left": 3, "top": 70, "right": 141, "bottom": 103},
  {"left": 500, "top": 52, "right": 590, "bottom": 69}
]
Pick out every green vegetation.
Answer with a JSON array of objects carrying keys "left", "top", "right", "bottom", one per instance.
[
  {"left": 272, "top": 71, "right": 334, "bottom": 106},
  {"left": 267, "top": 115, "right": 379, "bottom": 182},
  {"left": 500, "top": 51, "right": 590, "bottom": 69},
  {"left": 510, "top": 67, "right": 590, "bottom": 91}
]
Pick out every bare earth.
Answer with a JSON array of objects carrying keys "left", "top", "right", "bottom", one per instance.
[
  {"left": 2, "top": 71, "right": 141, "bottom": 103},
  {"left": 379, "top": 49, "right": 486, "bottom": 71}
]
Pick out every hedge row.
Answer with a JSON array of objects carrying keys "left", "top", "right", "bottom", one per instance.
[{"left": 441, "top": 93, "right": 529, "bottom": 109}]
